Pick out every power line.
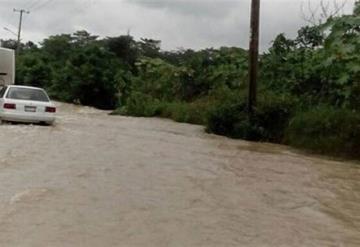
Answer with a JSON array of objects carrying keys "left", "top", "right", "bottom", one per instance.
[
  {"left": 22, "top": 0, "right": 34, "bottom": 9},
  {"left": 0, "top": 4, "right": 19, "bottom": 30},
  {"left": 3, "top": 27, "right": 17, "bottom": 37},
  {"left": 24, "top": 0, "right": 37, "bottom": 8},
  {"left": 31, "top": 0, "right": 56, "bottom": 12},
  {"left": 72, "top": 0, "right": 95, "bottom": 16},
  {"left": 26, "top": 0, "right": 43, "bottom": 10}
]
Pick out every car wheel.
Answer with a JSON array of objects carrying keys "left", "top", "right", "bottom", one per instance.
[{"left": 46, "top": 121, "right": 55, "bottom": 126}]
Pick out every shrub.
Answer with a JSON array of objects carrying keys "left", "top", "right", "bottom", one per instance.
[
  {"left": 159, "top": 102, "right": 188, "bottom": 123},
  {"left": 113, "top": 96, "right": 210, "bottom": 125},
  {"left": 160, "top": 101, "right": 209, "bottom": 125},
  {"left": 285, "top": 107, "right": 360, "bottom": 157},
  {"left": 254, "top": 93, "right": 297, "bottom": 141},
  {"left": 206, "top": 92, "right": 296, "bottom": 142},
  {"left": 121, "top": 92, "right": 162, "bottom": 117}
]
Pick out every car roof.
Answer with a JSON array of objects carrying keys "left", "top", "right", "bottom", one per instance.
[{"left": 7, "top": 85, "right": 45, "bottom": 91}]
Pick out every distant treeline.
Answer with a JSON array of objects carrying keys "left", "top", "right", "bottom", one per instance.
[{"left": 1, "top": 1, "right": 359, "bottom": 158}]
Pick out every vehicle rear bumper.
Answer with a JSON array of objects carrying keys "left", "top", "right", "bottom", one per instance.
[{"left": 0, "top": 111, "right": 55, "bottom": 124}]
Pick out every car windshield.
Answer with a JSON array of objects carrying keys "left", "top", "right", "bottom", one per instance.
[{"left": 6, "top": 87, "right": 50, "bottom": 102}]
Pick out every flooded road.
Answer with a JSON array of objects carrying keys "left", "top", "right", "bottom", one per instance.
[{"left": 0, "top": 103, "right": 359, "bottom": 246}]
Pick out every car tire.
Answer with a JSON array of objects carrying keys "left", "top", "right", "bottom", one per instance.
[{"left": 46, "top": 121, "right": 55, "bottom": 126}]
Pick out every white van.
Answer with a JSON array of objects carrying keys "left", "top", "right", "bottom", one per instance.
[{"left": 0, "top": 48, "right": 15, "bottom": 87}]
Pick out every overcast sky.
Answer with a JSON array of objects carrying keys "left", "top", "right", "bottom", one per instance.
[{"left": 0, "top": 0, "right": 356, "bottom": 51}]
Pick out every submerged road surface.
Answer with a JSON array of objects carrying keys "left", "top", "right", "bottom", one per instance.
[{"left": 0, "top": 103, "right": 359, "bottom": 246}]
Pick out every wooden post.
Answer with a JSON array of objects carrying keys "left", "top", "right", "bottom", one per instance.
[
  {"left": 13, "top": 9, "right": 30, "bottom": 55},
  {"left": 248, "top": 0, "right": 260, "bottom": 113}
]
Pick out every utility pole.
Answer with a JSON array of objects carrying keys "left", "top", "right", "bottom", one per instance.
[
  {"left": 13, "top": 8, "right": 30, "bottom": 54},
  {"left": 248, "top": 0, "right": 260, "bottom": 113}
]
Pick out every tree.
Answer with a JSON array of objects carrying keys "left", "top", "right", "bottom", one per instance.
[
  {"left": 16, "top": 53, "right": 51, "bottom": 87},
  {"left": 354, "top": 0, "right": 360, "bottom": 16},
  {"left": 137, "top": 38, "right": 161, "bottom": 58},
  {"left": 51, "top": 44, "right": 121, "bottom": 109},
  {"left": 301, "top": 0, "right": 347, "bottom": 25},
  {"left": 41, "top": 34, "right": 74, "bottom": 63},
  {"left": 0, "top": 39, "right": 18, "bottom": 50},
  {"left": 296, "top": 26, "right": 324, "bottom": 48},
  {"left": 104, "top": 35, "right": 138, "bottom": 69},
  {"left": 73, "top": 30, "right": 98, "bottom": 47}
]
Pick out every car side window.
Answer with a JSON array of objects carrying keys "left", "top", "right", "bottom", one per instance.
[{"left": 0, "top": 86, "right": 7, "bottom": 98}]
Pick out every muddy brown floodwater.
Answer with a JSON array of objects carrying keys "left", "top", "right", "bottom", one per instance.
[{"left": 0, "top": 103, "right": 359, "bottom": 247}]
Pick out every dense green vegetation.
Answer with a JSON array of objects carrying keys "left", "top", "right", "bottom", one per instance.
[{"left": 1, "top": 2, "right": 359, "bottom": 158}]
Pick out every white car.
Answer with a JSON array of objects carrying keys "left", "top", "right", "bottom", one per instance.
[{"left": 0, "top": 85, "right": 56, "bottom": 125}]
